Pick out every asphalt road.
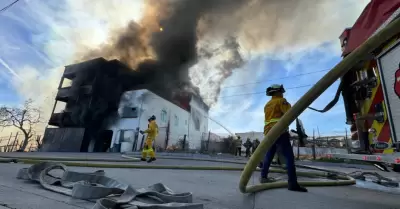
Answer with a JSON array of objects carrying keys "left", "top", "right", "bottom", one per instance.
[{"left": 0, "top": 162, "right": 399, "bottom": 209}]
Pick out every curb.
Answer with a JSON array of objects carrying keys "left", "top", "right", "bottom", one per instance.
[
  {"left": 121, "top": 154, "right": 247, "bottom": 165},
  {"left": 0, "top": 156, "right": 141, "bottom": 162}
]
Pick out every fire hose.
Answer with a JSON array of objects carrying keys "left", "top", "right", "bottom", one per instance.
[
  {"left": 0, "top": 153, "right": 398, "bottom": 209},
  {"left": 1, "top": 11, "right": 400, "bottom": 209},
  {"left": 239, "top": 16, "right": 400, "bottom": 193}
]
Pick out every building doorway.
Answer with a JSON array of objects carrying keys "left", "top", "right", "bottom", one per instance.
[{"left": 91, "top": 130, "right": 113, "bottom": 152}]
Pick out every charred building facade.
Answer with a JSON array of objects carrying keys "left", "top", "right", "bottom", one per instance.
[{"left": 41, "top": 58, "right": 208, "bottom": 152}]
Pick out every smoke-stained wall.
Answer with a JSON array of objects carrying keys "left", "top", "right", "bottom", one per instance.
[
  {"left": 44, "top": 58, "right": 146, "bottom": 152},
  {"left": 106, "top": 88, "right": 209, "bottom": 151},
  {"left": 188, "top": 95, "right": 209, "bottom": 148}
]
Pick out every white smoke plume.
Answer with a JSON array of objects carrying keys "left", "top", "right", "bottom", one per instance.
[{"left": 2, "top": 0, "right": 369, "bottom": 125}]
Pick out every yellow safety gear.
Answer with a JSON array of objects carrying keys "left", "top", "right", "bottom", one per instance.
[
  {"left": 264, "top": 95, "right": 291, "bottom": 135},
  {"left": 143, "top": 120, "right": 158, "bottom": 140},
  {"left": 142, "top": 138, "right": 155, "bottom": 158},
  {"left": 235, "top": 138, "right": 242, "bottom": 148},
  {"left": 141, "top": 120, "right": 158, "bottom": 159},
  {"left": 264, "top": 118, "right": 280, "bottom": 126}
]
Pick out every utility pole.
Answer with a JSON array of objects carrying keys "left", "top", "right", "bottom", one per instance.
[
  {"left": 187, "top": 112, "right": 191, "bottom": 146},
  {"left": 345, "top": 127, "right": 350, "bottom": 153},
  {"left": 312, "top": 129, "right": 316, "bottom": 160},
  {"left": 207, "top": 131, "right": 211, "bottom": 152},
  {"left": 297, "top": 138, "right": 300, "bottom": 160},
  {"left": 165, "top": 121, "right": 170, "bottom": 150},
  {"left": 137, "top": 96, "right": 145, "bottom": 151},
  {"left": 183, "top": 134, "right": 187, "bottom": 151}
]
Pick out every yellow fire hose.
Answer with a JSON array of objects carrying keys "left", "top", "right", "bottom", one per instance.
[
  {"left": 1, "top": 157, "right": 351, "bottom": 179},
  {"left": 239, "top": 17, "right": 400, "bottom": 193},
  {"left": 1, "top": 16, "right": 400, "bottom": 196}
]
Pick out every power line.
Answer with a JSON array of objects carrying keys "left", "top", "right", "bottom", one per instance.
[
  {"left": 216, "top": 84, "right": 313, "bottom": 99},
  {"left": 0, "top": 0, "right": 19, "bottom": 13},
  {"left": 150, "top": 68, "right": 328, "bottom": 91},
  {"left": 144, "top": 84, "right": 314, "bottom": 100},
  {"left": 221, "top": 69, "right": 329, "bottom": 89}
]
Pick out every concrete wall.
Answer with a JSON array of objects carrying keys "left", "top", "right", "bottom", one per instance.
[
  {"left": 235, "top": 132, "right": 264, "bottom": 141},
  {"left": 41, "top": 128, "right": 85, "bottom": 152},
  {"left": 293, "top": 147, "right": 348, "bottom": 157}
]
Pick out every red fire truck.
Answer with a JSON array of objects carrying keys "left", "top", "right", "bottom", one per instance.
[{"left": 327, "top": 0, "right": 400, "bottom": 171}]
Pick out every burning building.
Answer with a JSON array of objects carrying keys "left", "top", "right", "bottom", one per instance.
[
  {"left": 41, "top": 57, "right": 209, "bottom": 152},
  {"left": 107, "top": 89, "right": 209, "bottom": 153}
]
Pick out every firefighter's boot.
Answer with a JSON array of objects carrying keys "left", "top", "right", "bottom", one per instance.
[
  {"left": 258, "top": 162, "right": 263, "bottom": 169},
  {"left": 288, "top": 184, "right": 308, "bottom": 192},
  {"left": 259, "top": 177, "right": 275, "bottom": 183},
  {"left": 141, "top": 158, "right": 146, "bottom": 161},
  {"left": 147, "top": 157, "right": 156, "bottom": 163}
]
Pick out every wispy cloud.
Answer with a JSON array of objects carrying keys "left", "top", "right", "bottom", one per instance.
[
  {"left": 0, "top": 57, "right": 21, "bottom": 80},
  {"left": 0, "top": 0, "right": 369, "bottom": 137}
]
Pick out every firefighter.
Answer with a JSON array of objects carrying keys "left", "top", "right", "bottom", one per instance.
[
  {"left": 243, "top": 138, "right": 253, "bottom": 157},
  {"left": 140, "top": 115, "right": 158, "bottom": 163},
  {"left": 252, "top": 138, "right": 260, "bottom": 154},
  {"left": 234, "top": 136, "right": 242, "bottom": 156},
  {"left": 260, "top": 84, "right": 307, "bottom": 192}
]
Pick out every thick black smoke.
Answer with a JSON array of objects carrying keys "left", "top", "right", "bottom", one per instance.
[
  {"left": 79, "top": 0, "right": 249, "bottom": 104},
  {"left": 77, "top": 0, "right": 343, "bottom": 106}
]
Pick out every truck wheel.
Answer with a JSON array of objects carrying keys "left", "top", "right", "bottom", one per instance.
[{"left": 392, "top": 164, "right": 400, "bottom": 172}]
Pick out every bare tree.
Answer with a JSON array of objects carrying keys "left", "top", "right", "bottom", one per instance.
[{"left": 0, "top": 99, "right": 41, "bottom": 151}]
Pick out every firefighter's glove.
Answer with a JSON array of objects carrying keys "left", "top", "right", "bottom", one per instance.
[{"left": 139, "top": 130, "right": 144, "bottom": 134}]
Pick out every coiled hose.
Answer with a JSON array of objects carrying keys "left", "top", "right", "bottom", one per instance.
[{"left": 239, "top": 16, "right": 400, "bottom": 193}]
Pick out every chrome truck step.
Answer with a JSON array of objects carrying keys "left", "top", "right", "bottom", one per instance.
[{"left": 331, "top": 153, "right": 400, "bottom": 165}]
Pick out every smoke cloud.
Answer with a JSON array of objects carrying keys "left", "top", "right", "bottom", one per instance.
[
  {"left": 72, "top": 0, "right": 364, "bottom": 106},
  {"left": 76, "top": 0, "right": 246, "bottom": 104}
]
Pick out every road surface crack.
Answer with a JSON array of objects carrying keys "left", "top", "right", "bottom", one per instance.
[
  {"left": 0, "top": 202, "right": 17, "bottom": 209},
  {"left": 0, "top": 184, "right": 88, "bottom": 209}
]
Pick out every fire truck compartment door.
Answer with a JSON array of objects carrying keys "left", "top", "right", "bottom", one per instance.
[{"left": 377, "top": 40, "right": 400, "bottom": 143}]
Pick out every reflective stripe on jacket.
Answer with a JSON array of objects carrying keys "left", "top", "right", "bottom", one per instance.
[
  {"left": 264, "top": 96, "right": 291, "bottom": 134},
  {"left": 264, "top": 118, "right": 280, "bottom": 126}
]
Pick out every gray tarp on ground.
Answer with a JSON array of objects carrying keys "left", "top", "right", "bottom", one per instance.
[{"left": 16, "top": 162, "right": 203, "bottom": 209}]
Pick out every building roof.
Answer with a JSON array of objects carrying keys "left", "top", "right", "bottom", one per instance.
[{"left": 341, "top": 0, "right": 400, "bottom": 56}]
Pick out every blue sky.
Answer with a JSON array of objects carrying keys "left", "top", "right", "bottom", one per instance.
[
  {"left": 210, "top": 41, "right": 347, "bottom": 136},
  {"left": 0, "top": 0, "right": 369, "bottom": 137}
]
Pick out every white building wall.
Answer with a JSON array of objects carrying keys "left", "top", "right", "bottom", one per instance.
[
  {"left": 107, "top": 89, "right": 209, "bottom": 151},
  {"left": 188, "top": 96, "right": 209, "bottom": 149},
  {"left": 138, "top": 90, "right": 190, "bottom": 149},
  {"left": 108, "top": 118, "right": 139, "bottom": 148}
]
